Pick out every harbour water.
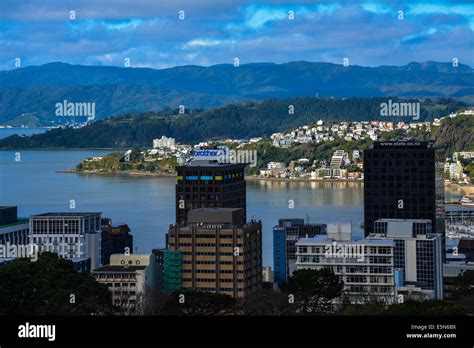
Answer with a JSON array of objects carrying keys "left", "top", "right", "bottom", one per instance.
[
  {"left": 0, "top": 129, "right": 468, "bottom": 266},
  {"left": 0, "top": 149, "right": 367, "bottom": 266}
]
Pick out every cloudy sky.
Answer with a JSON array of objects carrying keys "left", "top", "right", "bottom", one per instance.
[{"left": 1, "top": 0, "right": 473, "bottom": 70}]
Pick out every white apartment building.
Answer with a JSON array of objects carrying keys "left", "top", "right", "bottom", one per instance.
[
  {"left": 330, "top": 150, "right": 347, "bottom": 169},
  {"left": 453, "top": 152, "right": 474, "bottom": 161},
  {"left": 92, "top": 254, "right": 159, "bottom": 313},
  {"left": 153, "top": 136, "right": 175, "bottom": 149},
  {"left": 295, "top": 223, "right": 395, "bottom": 304},
  {"left": 444, "top": 161, "right": 463, "bottom": 180},
  {"left": 29, "top": 212, "right": 102, "bottom": 270}
]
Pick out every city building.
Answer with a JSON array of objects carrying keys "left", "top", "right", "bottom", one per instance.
[
  {"left": 444, "top": 161, "right": 464, "bottom": 181},
  {"left": 363, "top": 141, "right": 445, "bottom": 244},
  {"left": 153, "top": 248, "right": 182, "bottom": 294},
  {"left": 273, "top": 218, "right": 326, "bottom": 284},
  {"left": 101, "top": 218, "right": 133, "bottom": 265},
  {"left": 458, "top": 239, "right": 474, "bottom": 262},
  {"left": 70, "top": 258, "right": 92, "bottom": 273},
  {"left": 443, "top": 255, "right": 474, "bottom": 298},
  {"left": 92, "top": 254, "right": 159, "bottom": 313},
  {"left": 175, "top": 160, "right": 246, "bottom": 224},
  {"left": 330, "top": 150, "right": 348, "bottom": 169},
  {"left": 0, "top": 206, "right": 29, "bottom": 247},
  {"left": 295, "top": 224, "right": 395, "bottom": 303},
  {"left": 370, "top": 218, "right": 444, "bottom": 300},
  {"left": 153, "top": 136, "right": 176, "bottom": 149},
  {"left": 167, "top": 208, "right": 262, "bottom": 299},
  {"left": 29, "top": 212, "right": 102, "bottom": 270}
]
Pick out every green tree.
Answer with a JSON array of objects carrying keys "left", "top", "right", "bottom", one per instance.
[
  {"left": 280, "top": 268, "right": 344, "bottom": 314},
  {"left": 242, "top": 289, "right": 297, "bottom": 316},
  {"left": 453, "top": 270, "right": 474, "bottom": 296},
  {"left": 0, "top": 252, "right": 114, "bottom": 315},
  {"left": 385, "top": 300, "right": 464, "bottom": 316},
  {"left": 159, "top": 291, "right": 236, "bottom": 316}
]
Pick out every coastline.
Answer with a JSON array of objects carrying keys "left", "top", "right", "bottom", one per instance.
[
  {"left": 58, "top": 170, "right": 364, "bottom": 182},
  {"left": 245, "top": 176, "right": 364, "bottom": 183},
  {"left": 446, "top": 182, "right": 474, "bottom": 196},
  {"left": 1, "top": 147, "right": 125, "bottom": 151},
  {"left": 59, "top": 171, "right": 474, "bottom": 196},
  {"left": 57, "top": 170, "right": 176, "bottom": 177}
]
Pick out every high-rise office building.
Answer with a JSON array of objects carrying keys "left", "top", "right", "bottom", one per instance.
[
  {"left": 167, "top": 208, "right": 262, "bottom": 299},
  {"left": 363, "top": 141, "right": 445, "bottom": 241},
  {"left": 175, "top": 161, "right": 246, "bottom": 224},
  {"left": 273, "top": 218, "right": 326, "bottom": 284},
  {"left": 29, "top": 212, "right": 102, "bottom": 270},
  {"left": 100, "top": 218, "right": 133, "bottom": 265},
  {"left": 371, "top": 218, "right": 444, "bottom": 299},
  {"left": 152, "top": 248, "right": 182, "bottom": 294}
]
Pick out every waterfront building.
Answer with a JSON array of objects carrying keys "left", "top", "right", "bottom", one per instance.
[
  {"left": 370, "top": 218, "right": 444, "bottom": 300},
  {"left": 29, "top": 212, "right": 102, "bottom": 270},
  {"left": 273, "top": 218, "right": 326, "bottom": 284},
  {"left": 363, "top": 141, "right": 445, "bottom": 244},
  {"left": 175, "top": 160, "right": 246, "bottom": 224},
  {"left": 330, "top": 150, "right": 348, "bottom": 169},
  {"left": 101, "top": 218, "right": 133, "bottom": 265},
  {"left": 92, "top": 254, "right": 158, "bottom": 313},
  {"left": 167, "top": 208, "right": 262, "bottom": 299},
  {"left": 444, "top": 161, "right": 463, "bottom": 181}
]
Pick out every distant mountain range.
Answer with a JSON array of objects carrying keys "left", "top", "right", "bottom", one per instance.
[{"left": 0, "top": 61, "right": 472, "bottom": 125}]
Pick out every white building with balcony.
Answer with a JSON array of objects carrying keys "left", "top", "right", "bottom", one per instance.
[
  {"left": 92, "top": 254, "right": 158, "bottom": 313},
  {"left": 295, "top": 224, "right": 395, "bottom": 304},
  {"left": 29, "top": 212, "right": 102, "bottom": 270}
]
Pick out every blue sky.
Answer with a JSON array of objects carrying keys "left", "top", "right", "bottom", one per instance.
[{"left": 0, "top": 0, "right": 473, "bottom": 70}]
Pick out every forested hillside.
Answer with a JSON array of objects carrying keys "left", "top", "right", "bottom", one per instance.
[{"left": 0, "top": 97, "right": 465, "bottom": 149}]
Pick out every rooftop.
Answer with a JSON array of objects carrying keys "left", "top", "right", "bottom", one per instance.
[
  {"left": 32, "top": 212, "right": 101, "bottom": 217},
  {"left": 373, "top": 141, "right": 436, "bottom": 149},
  {"left": 296, "top": 235, "right": 394, "bottom": 246},
  {"left": 376, "top": 218, "right": 432, "bottom": 223},
  {"left": 177, "top": 160, "right": 246, "bottom": 169},
  {"left": 92, "top": 265, "right": 146, "bottom": 273},
  {"left": 0, "top": 218, "right": 29, "bottom": 229}
]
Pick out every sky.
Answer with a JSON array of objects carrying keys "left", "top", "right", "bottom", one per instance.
[{"left": 0, "top": 0, "right": 473, "bottom": 70}]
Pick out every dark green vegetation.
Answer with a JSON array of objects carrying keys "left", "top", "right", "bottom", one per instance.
[
  {"left": 69, "top": 112, "right": 473, "bottom": 176},
  {"left": 2, "top": 258, "right": 470, "bottom": 316},
  {"left": 280, "top": 268, "right": 344, "bottom": 314},
  {"left": 0, "top": 97, "right": 466, "bottom": 149},
  {"left": 76, "top": 148, "right": 176, "bottom": 173},
  {"left": 150, "top": 268, "right": 344, "bottom": 315},
  {"left": 433, "top": 112, "right": 474, "bottom": 155},
  {"left": 157, "top": 291, "right": 237, "bottom": 316},
  {"left": 1, "top": 61, "right": 472, "bottom": 125},
  {"left": 0, "top": 85, "right": 245, "bottom": 126},
  {"left": 0, "top": 253, "right": 114, "bottom": 315},
  {"left": 242, "top": 113, "right": 473, "bottom": 174}
]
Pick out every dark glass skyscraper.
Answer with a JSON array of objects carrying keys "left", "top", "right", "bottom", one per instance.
[
  {"left": 364, "top": 141, "right": 445, "bottom": 241},
  {"left": 175, "top": 161, "right": 246, "bottom": 224}
]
